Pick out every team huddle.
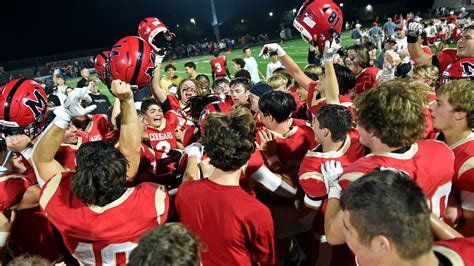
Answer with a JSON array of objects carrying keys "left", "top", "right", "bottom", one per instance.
[{"left": 1, "top": 0, "right": 474, "bottom": 265}]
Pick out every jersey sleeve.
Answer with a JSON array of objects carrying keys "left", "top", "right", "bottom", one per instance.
[
  {"left": 456, "top": 159, "right": 474, "bottom": 211},
  {"left": 0, "top": 175, "right": 30, "bottom": 212}
]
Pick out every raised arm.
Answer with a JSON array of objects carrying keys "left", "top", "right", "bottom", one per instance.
[
  {"left": 407, "top": 22, "right": 433, "bottom": 65},
  {"left": 151, "top": 58, "right": 167, "bottom": 103},
  {"left": 259, "top": 43, "right": 313, "bottom": 91},
  {"left": 111, "top": 80, "right": 142, "bottom": 180},
  {"left": 321, "top": 41, "right": 341, "bottom": 104},
  {"left": 32, "top": 87, "right": 96, "bottom": 186}
]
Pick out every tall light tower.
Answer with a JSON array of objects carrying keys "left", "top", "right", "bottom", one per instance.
[{"left": 210, "top": 0, "right": 221, "bottom": 42}]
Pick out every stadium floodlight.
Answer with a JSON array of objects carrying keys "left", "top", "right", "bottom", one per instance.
[
  {"left": 176, "top": 24, "right": 180, "bottom": 28},
  {"left": 366, "top": 4, "right": 373, "bottom": 11},
  {"left": 339, "top": 3, "right": 344, "bottom": 7},
  {"left": 292, "top": 8, "right": 297, "bottom": 14},
  {"left": 269, "top": 12, "right": 273, "bottom": 17},
  {"left": 190, "top": 18, "right": 196, "bottom": 27},
  {"left": 241, "top": 18, "right": 246, "bottom": 23}
]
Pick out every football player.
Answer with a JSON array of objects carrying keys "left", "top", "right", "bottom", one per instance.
[
  {"left": 31, "top": 82, "right": 169, "bottom": 265},
  {"left": 323, "top": 79, "right": 457, "bottom": 247},
  {"left": 337, "top": 169, "right": 474, "bottom": 265},
  {"left": 210, "top": 50, "right": 230, "bottom": 81},
  {"left": 408, "top": 24, "right": 474, "bottom": 82},
  {"left": 431, "top": 80, "right": 474, "bottom": 236}
]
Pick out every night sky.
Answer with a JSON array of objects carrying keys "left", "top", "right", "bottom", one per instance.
[{"left": 1, "top": 0, "right": 432, "bottom": 63}]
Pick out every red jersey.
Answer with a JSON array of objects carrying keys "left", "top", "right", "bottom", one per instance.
[
  {"left": 311, "top": 94, "right": 353, "bottom": 115},
  {"left": 167, "top": 95, "right": 194, "bottom": 131},
  {"left": 449, "top": 132, "right": 474, "bottom": 212},
  {"left": 145, "top": 111, "right": 178, "bottom": 174},
  {"left": 55, "top": 135, "right": 86, "bottom": 171},
  {"left": 240, "top": 149, "right": 266, "bottom": 196},
  {"left": 176, "top": 179, "right": 276, "bottom": 266},
  {"left": 0, "top": 174, "right": 30, "bottom": 212},
  {"left": 436, "top": 48, "right": 458, "bottom": 74},
  {"left": 340, "top": 140, "right": 455, "bottom": 218},
  {"left": 40, "top": 172, "right": 169, "bottom": 265},
  {"left": 210, "top": 56, "right": 228, "bottom": 78},
  {"left": 299, "top": 130, "right": 365, "bottom": 201},
  {"left": 434, "top": 238, "right": 474, "bottom": 265},
  {"left": 256, "top": 125, "right": 317, "bottom": 168},
  {"left": 79, "top": 114, "right": 110, "bottom": 142},
  {"left": 351, "top": 67, "right": 382, "bottom": 98}
]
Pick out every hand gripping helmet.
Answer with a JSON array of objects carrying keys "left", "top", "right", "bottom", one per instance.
[
  {"left": 138, "top": 17, "right": 175, "bottom": 53},
  {"left": 293, "top": 0, "right": 344, "bottom": 53},
  {"left": 108, "top": 36, "right": 156, "bottom": 89},
  {"left": 440, "top": 57, "right": 474, "bottom": 86},
  {"left": 94, "top": 50, "right": 111, "bottom": 86},
  {"left": 198, "top": 101, "right": 233, "bottom": 133},
  {"left": 0, "top": 79, "right": 48, "bottom": 139}
]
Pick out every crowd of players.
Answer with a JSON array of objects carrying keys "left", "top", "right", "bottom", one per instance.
[{"left": 0, "top": 0, "right": 474, "bottom": 265}]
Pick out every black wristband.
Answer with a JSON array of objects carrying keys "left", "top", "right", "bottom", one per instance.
[{"left": 407, "top": 34, "right": 418, "bottom": 44}]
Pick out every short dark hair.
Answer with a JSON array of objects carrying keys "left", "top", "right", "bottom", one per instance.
[
  {"left": 164, "top": 64, "right": 177, "bottom": 71},
  {"left": 73, "top": 141, "right": 128, "bottom": 206},
  {"left": 229, "top": 77, "right": 251, "bottom": 91},
  {"left": 184, "top": 62, "right": 196, "bottom": 69},
  {"left": 213, "top": 50, "right": 220, "bottom": 57},
  {"left": 317, "top": 104, "right": 352, "bottom": 142},
  {"left": 234, "top": 69, "right": 251, "bottom": 80},
  {"left": 334, "top": 64, "right": 356, "bottom": 95},
  {"left": 340, "top": 170, "right": 433, "bottom": 260},
  {"left": 242, "top": 46, "right": 250, "bottom": 53},
  {"left": 195, "top": 74, "right": 210, "bottom": 82},
  {"left": 203, "top": 107, "right": 256, "bottom": 171},
  {"left": 187, "top": 95, "right": 221, "bottom": 123},
  {"left": 363, "top": 41, "right": 377, "bottom": 51},
  {"left": 213, "top": 78, "right": 229, "bottom": 89},
  {"left": 141, "top": 98, "right": 162, "bottom": 114},
  {"left": 128, "top": 223, "right": 201, "bottom": 266},
  {"left": 258, "top": 91, "right": 296, "bottom": 123},
  {"left": 232, "top": 58, "right": 246, "bottom": 68}
]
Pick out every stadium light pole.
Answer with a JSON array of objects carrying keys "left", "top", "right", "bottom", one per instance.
[{"left": 210, "top": 0, "right": 221, "bottom": 42}]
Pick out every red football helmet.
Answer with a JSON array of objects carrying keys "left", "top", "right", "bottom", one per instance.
[
  {"left": 198, "top": 101, "right": 233, "bottom": 133},
  {"left": 138, "top": 17, "right": 175, "bottom": 53},
  {"left": 0, "top": 79, "right": 48, "bottom": 139},
  {"left": 94, "top": 50, "right": 111, "bottom": 86},
  {"left": 108, "top": 36, "right": 155, "bottom": 89},
  {"left": 293, "top": 0, "right": 344, "bottom": 52},
  {"left": 452, "top": 27, "right": 462, "bottom": 41},
  {"left": 440, "top": 57, "right": 474, "bottom": 86}
]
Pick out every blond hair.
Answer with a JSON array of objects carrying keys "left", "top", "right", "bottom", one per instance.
[
  {"left": 412, "top": 64, "right": 439, "bottom": 86},
  {"left": 267, "top": 74, "right": 288, "bottom": 90},
  {"left": 438, "top": 80, "right": 474, "bottom": 128},
  {"left": 304, "top": 64, "right": 324, "bottom": 76}
]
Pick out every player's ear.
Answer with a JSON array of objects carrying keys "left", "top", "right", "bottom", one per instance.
[
  {"left": 454, "top": 110, "right": 467, "bottom": 121},
  {"left": 371, "top": 235, "right": 392, "bottom": 256}
]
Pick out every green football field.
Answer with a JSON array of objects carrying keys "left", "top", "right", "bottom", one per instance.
[{"left": 65, "top": 32, "right": 353, "bottom": 102}]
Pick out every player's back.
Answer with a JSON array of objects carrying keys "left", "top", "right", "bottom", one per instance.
[
  {"left": 40, "top": 172, "right": 169, "bottom": 265},
  {"left": 210, "top": 56, "right": 227, "bottom": 77},
  {"left": 341, "top": 140, "right": 454, "bottom": 218}
]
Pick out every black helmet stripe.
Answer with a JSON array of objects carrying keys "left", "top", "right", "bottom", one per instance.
[
  {"left": 4, "top": 79, "right": 27, "bottom": 121},
  {"left": 98, "top": 52, "right": 108, "bottom": 61},
  {"left": 130, "top": 39, "right": 144, "bottom": 85},
  {"left": 213, "top": 103, "right": 222, "bottom": 113}
]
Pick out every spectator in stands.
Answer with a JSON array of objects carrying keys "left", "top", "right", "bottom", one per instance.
[
  {"left": 196, "top": 74, "right": 211, "bottom": 95},
  {"left": 232, "top": 58, "right": 246, "bottom": 75},
  {"left": 243, "top": 47, "right": 264, "bottom": 84},
  {"left": 266, "top": 52, "right": 284, "bottom": 80},
  {"left": 160, "top": 64, "right": 183, "bottom": 95},
  {"left": 184, "top": 62, "right": 198, "bottom": 79},
  {"left": 129, "top": 223, "right": 201, "bottom": 266},
  {"left": 88, "top": 80, "right": 111, "bottom": 115},
  {"left": 383, "top": 17, "right": 397, "bottom": 39},
  {"left": 76, "top": 67, "right": 90, "bottom": 88}
]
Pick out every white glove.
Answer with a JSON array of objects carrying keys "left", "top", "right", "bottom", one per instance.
[
  {"left": 154, "top": 49, "right": 166, "bottom": 65},
  {"left": 323, "top": 40, "right": 342, "bottom": 62},
  {"left": 321, "top": 160, "right": 343, "bottom": 199},
  {"left": 258, "top": 43, "right": 286, "bottom": 59},
  {"left": 407, "top": 22, "right": 423, "bottom": 43},
  {"left": 53, "top": 87, "right": 97, "bottom": 128},
  {"left": 184, "top": 142, "right": 203, "bottom": 161}
]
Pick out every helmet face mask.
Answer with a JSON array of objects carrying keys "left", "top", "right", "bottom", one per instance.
[
  {"left": 0, "top": 79, "right": 48, "bottom": 139},
  {"left": 138, "top": 17, "right": 175, "bottom": 52}
]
